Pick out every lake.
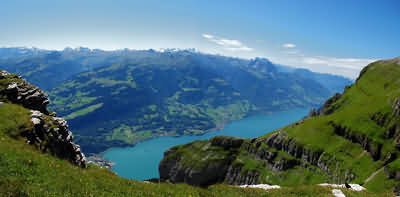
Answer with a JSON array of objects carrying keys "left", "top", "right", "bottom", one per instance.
[{"left": 103, "top": 108, "right": 309, "bottom": 180}]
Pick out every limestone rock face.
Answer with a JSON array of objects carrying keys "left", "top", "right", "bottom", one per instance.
[
  {"left": 224, "top": 166, "right": 260, "bottom": 185},
  {"left": 159, "top": 157, "right": 230, "bottom": 186},
  {"left": 0, "top": 70, "right": 50, "bottom": 114},
  {"left": 26, "top": 110, "right": 86, "bottom": 167},
  {"left": 265, "top": 131, "right": 322, "bottom": 165},
  {"left": 159, "top": 131, "right": 358, "bottom": 186},
  {"left": 0, "top": 70, "right": 86, "bottom": 167},
  {"left": 330, "top": 122, "right": 382, "bottom": 161},
  {"left": 159, "top": 140, "right": 234, "bottom": 186},
  {"left": 210, "top": 136, "right": 244, "bottom": 149},
  {"left": 392, "top": 97, "right": 400, "bottom": 117},
  {"left": 159, "top": 134, "right": 326, "bottom": 186}
]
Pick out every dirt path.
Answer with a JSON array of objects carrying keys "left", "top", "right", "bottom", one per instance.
[
  {"left": 356, "top": 150, "right": 367, "bottom": 160},
  {"left": 364, "top": 167, "right": 384, "bottom": 184}
]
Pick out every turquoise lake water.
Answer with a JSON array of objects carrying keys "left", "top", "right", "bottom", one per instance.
[{"left": 103, "top": 108, "right": 309, "bottom": 180}]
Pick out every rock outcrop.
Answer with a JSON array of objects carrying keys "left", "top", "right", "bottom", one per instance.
[
  {"left": 307, "top": 93, "right": 342, "bottom": 118},
  {"left": 0, "top": 70, "right": 50, "bottom": 114},
  {"left": 264, "top": 131, "right": 322, "bottom": 165},
  {"left": 26, "top": 110, "right": 86, "bottom": 167},
  {"left": 392, "top": 97, "right": 400, "bottom": 117},
  {"left": 159, "top": 156, "right": 231, "bottom": 186},
  {"left": 330, "top": 122, "right": 382, "bottom": 161},
  {"left": 0, "top": 70, "right": 86, "bottom": 167},
  {"left": 160, "top": 134, "right": 347, "bottom": 186},
  {"left": 160, "top": 128, "right": 360, "bottom": 186},
  {"left": 224, "top": 166, "right": 260, "bottom": 185},
  {"left": 159, "top": 136, "right": 240, "bottom": 186}
]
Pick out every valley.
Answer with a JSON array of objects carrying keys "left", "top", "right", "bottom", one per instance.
[
  {"left": 104, "top": 108, "right": 309, "bottom": 180},
  {"left": 0, "top": 51, "right": 398, "bottom": 196},
  {"left": 1, "top": 1, "right": 398, "bottom": 196},
  {"left": 0, "top": 47, "right": 351, "bottom": 155}
]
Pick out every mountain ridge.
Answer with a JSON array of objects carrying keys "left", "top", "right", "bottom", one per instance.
[
  {"left": 158, "top": 57, "right": 400, "bottom": 194},
  {"left": 0, "top": 47, "right": 352, "bottom": 91},
  {"left": 0, "top": 69, "right": 387, "bottom": 196}
]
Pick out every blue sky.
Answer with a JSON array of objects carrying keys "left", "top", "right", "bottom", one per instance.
[{"left": 1, "top": 0, "right": 399, "bottom": 78}]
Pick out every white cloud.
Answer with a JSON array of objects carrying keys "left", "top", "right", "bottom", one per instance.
[
  {"left": 283, "top": 50, "right": 300, "bottom": 55},
  {"left": 202, "top": 34, "right": 254, "bottom": 52},
  {"left": 225, "top": 46, "right": 254, "bottom": 52},
  {"left": 269, "top": 51, "right": 378, "bottom": 79},
  {"left": 282, "top": 43, "right": 296, "bottom": 49},
  {"left": 218, "top": 39, "right": 242, "bottom": 47},
  {"left": 302, "top": 56, "right": 377, "bottom": 71},
  {"left": 202, "top": 34, "right": 214, "bottom": 39}
]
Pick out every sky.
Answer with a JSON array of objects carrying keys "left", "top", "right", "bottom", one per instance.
[{"left": 1, "top": 0, "right": 400, "bottom": 78}]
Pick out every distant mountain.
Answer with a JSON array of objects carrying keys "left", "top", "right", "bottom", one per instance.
[
  {"left": 0, "top": 47, "right": 49, "bottom": 59},
  {"left": 0, "top": 47, "right": 352, "bottom": 92},
  {"left": 0, "top": 47, "right": 351, "bottom": 154},
  {"left": 276, "top": 64, "right": 353, "bottom": 94},
  {"left": 0, "top": 48, "right": 126, "bottom": 90},
  {"left": 48, "top": 52, "right": 331, "bottom": 154}
]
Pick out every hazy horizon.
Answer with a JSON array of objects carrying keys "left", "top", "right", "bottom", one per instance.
[{"left": 2, "top": 0, "right": 399, "bottom": 78}]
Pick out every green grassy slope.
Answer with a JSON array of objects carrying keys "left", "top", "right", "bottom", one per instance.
[
  {"left": 278, "top": 59, "right": 400, "bottom": 187},
  {"left": 159, "top": 58, "right": 400, "bottom": 194},
  {"left": 0, "top": 104, "right": 390, "bottom": 197}
]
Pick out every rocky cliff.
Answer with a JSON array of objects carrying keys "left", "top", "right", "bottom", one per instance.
[
  {"left": 159, "top": 57, "right": 400, "bottom": 194},
  {"left": 0, "top": 70, "right": 86, "bottom": 167}
]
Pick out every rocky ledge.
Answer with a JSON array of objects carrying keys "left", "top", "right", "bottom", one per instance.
[
  {"left": 0, "top": 70, "right": 86, "bottom": 167},
  {"left": 159, "top": 136, "right": 239, "bottom": 186},
  {"left": 159, "top": 132, "right": 354, "bottom": 186},
  {"left": 0, "top": 70, "right": 50, "bottom": 114},
  {"left": 27, "top": 110, "right": 86, "bottom": 167}
]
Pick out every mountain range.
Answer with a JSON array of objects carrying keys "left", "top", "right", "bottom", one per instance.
[{"left": 0, "top": 47, "right": 352, "bottom": 154}]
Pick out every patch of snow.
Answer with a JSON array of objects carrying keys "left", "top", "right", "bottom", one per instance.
[
  {"left": 240, "top": 184, "right": 280, "bottom": 190},
  {"left": 318, "top": 183, "right": 365, "bottom": 191},
  {"left": 7, "top": 83, "right": 18, "bottom": 89},
  {"left": 31, "top": 110, "right": 42, "bottom": 118},
  {"left": 31, "top": 117, "right": 41, "bottom": 125},
  {"left": 332, "top": 189, "right": 346, "bottom": 197},
  {"left": 347, "top": 184, "right": 366, "bottom": 191}
]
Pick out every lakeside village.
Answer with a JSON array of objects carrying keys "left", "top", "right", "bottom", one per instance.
[{"left": 86, "top": 155, "right": 115, "bottom": 169}]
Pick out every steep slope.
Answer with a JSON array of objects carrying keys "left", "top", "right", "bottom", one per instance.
[
  {"left": 291, "top": 68, "right": 353, "bottom": 94},
  {"left": 48, "top": 53, "right": 330, "bottom": 154},
  {"left": 0, "top": 70, "right": 86, "bottom": 167},
  {"left": 1, "top": 70, "right": 385, "bottom": 197},
  {"left": 159, "top": 57, "right": 400, "bottom": 194}
]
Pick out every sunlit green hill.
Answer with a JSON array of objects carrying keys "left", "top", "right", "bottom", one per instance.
[{"left": 159, "top": 57, "right": 400, "bottom": 194}]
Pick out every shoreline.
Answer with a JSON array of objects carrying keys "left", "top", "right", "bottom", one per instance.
[
  {"left": 85, "top": 108, "right": 311, "bottom": 169},
  {"left": 85, "top": 117, "right": 234, "bottom": 168}
]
